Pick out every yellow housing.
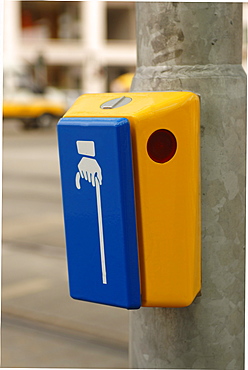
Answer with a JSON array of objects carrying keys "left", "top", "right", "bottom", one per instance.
[{"left": 64, "top": 92, "right": 201, "bottom": 307}]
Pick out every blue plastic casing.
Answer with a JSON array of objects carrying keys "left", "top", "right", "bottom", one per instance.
[{"left": 57, "top": 117, "right": 141, "bottom": 309}]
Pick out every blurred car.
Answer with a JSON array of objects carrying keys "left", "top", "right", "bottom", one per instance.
[
  {"left": 110, "top": 72, "right": 134, "bottom": 93},
  {"left": 3, "top": 87, "right": 67, "bottom": 129}
]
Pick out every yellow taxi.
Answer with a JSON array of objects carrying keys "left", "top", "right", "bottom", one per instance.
[{"left": 3, "top": 87, "right": 67, "bottom": 129}]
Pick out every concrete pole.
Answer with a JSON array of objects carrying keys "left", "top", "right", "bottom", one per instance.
[{"left": 130, "top": 3, "right": 246, "bottom": 369}]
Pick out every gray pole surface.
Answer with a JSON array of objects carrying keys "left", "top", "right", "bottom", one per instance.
[{"left": 130, "top": 3, "right": 246, "bottom": 369}]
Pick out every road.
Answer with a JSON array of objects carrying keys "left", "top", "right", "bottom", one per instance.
[{"left": 2, "top": 120, "right": 129, "bottom": 368}]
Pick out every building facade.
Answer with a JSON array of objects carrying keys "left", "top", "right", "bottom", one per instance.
[
  {"left": 3, "top": 1, "right": 136, "bottom": 94},
  {"left": 3, "top": 1, "right": 247, "bottom": 96}
]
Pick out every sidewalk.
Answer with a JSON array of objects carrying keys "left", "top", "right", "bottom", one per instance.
[{"left": 2, "top": 242, "right": 129, "bottom": 368}]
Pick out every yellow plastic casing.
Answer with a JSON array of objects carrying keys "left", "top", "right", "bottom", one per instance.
[{"left": 64, "top": 92, "right": 201, "bottom": 307}]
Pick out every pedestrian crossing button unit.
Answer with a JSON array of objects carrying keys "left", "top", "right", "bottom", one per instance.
[{"left": 57, "top": 91, "right": 201, "bottom": 309}]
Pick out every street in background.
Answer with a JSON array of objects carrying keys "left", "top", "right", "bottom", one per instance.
[{"left": 2, "top": 120, "right": 129, "bottom": 368}]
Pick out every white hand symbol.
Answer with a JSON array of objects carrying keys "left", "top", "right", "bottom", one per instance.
[{"left": 76, "top": 157, "right": 102, "bottom": 188}]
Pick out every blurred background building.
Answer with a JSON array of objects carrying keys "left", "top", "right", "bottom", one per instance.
[
  {"left": 3, "top": 1, "right": 248, "bottom": 98},
  {"left": 3, "top": 1, "right": 136, "bottom": 98}
]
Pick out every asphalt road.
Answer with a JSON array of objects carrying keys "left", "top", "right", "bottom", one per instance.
[{"left": 2, "top": 119, "right": 129, "bottom": 368}]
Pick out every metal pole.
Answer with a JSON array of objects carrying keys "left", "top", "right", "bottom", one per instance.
[{"left": 130, "top": 3, "right": 246, "bottom": 369}]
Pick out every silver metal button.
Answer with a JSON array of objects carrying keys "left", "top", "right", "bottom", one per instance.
[{"left": 100, "top": 96, "right": 132, "bottom": 109}]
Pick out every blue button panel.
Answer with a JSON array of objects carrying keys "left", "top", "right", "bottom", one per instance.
[{"left": 57, "top": 117, "right": 141, "bottom": 309}]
